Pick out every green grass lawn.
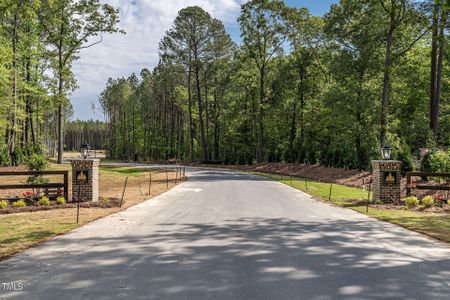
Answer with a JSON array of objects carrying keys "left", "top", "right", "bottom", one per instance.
[{"left": 253, "top": 172, "right": 450, "bottom": 243}]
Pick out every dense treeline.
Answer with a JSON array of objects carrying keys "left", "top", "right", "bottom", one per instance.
[
  {"left": 0, "top": 0, "right": 121, "bottom": 165},
  {"left": 64, "top": 120, "right": 107, "bottom": 151},
  {"left": 101, "top": 0, "right": 450, "bottom": 169}
]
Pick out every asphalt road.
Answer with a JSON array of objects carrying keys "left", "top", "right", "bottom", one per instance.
[{"left": 1, "top": 167, "right": 450, "bottom": 300}]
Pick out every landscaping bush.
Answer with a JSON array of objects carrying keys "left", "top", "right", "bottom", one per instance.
[
  {"left": 421, "top": 150, "right": 450, "bottom": 173},
  {"left": 22, "top": 191, "right": 36, "bottom": 206},
  {"left": 396, "top": 147, "right": 414, "bottom": 175},
  {"left": 26, "top": 153, "right": 49, "bottom": 184},
  {"left": 38, "top": 197, "right": 50, "bottom": 206},
  {"left": 13, "top": 199, "right": 26, "bottom": 208},
  {"left": 0, "top": 145, "right": 10, "bottom": 166},
  {"left": 420, "top": 151, "right": 432, "bottom": 172},
  {"left": 403, "top": 196, "right": 419, "bottom": 209},
  {"left": 56, "top": 197, "right": 66, "bottom": 205},
  {"left": 0, "top": 200, "right": 8, "bottom": 209},
  {"left": 422, "top": 196, "right": 434, "bottom": 208},
  {"left": 11, "top": 148, "right": 25, "bottom": 166},
  {"left": 26, "top": 153, "right": 48, "bottom": 171}
]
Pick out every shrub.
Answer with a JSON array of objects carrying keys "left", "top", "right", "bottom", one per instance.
[
  {"left": 26, "top": 153, "right": 49, "bottom": 184},
  {"left": 56, "top": 197, "right": 66, "bottom": 205},
  {"left": 421, "top": 150, "right": 450, "bottom": 173},
  {"left": 38, "top": 197, "right": 50, "bottom": 206},
  {"left": 11, "top": 148, "right": 25, "bottom": 166},
  {"left": 403, "top": 196, "right": 419, "bottom": 209},
  {"left": 420, "top": 151, "right": 433, "bottom": 172},
  {"left": 0, "top": 200, "right": 8, "bottom": 209},
  {"left": 26, "top": 153, "right": 48, "bottom": 171},
  {"left": 0, "top": 145, "right": 10, "bottom": 166},
  {"left": 13, "top": 199, "right": 26, "bottom": 208},
  {"left": 422, "top": 196, "right": 434, "bottom": 208},
  {"left": 396, "top": 147, "right": 414, "bottom": 175}
]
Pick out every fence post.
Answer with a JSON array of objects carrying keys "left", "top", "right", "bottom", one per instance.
[
  {"left": 76, "top": 184, "right": 81, "bottom": 224},
  {"left": 120, "top": 177, "right": 128, "bottom": 207},
  {"left": 328, "top": 182, "right": 333, "bottom": 201},
  {"left": 148, "top": 173, "right": 152, "bottom": 196},
  {"left": 175, "top": 167, "right": 178, "bottom": 185},
  {"left": 366, "top": 180, "right": 372, "bottom": 213},
  {"left": 64, "top": 171, "right": 69, "bottom": 202},
  {"left": 166, "top": 169, "right": 169, "bottom": 189}
]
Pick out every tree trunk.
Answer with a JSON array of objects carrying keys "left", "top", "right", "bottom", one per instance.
[
  {"left": 430, "top": 2, "right": 440, "bottom": 137},
  {"left": 257, "top": 66, "right": 265, "bottom": 162},
  {"left": 433, "top": 8, "right": 448, "bottom": 140},
  {"left": 9, "top": 11, "right": 19, "bottom": 157},
  {"left": 213, "top": 88, "right": 220, "bottom": 161},
  {"left": 289, "top": 102, "right": 297, "bottom": 162},
  {"left": 380, "top": 28, "right": 394, "bottom": 147},
  {"left": 195, "top": 63, "right": 208, "bottom": 162},
  {"left": 187, "top": 64, "right": 194, "bottom": 162}
]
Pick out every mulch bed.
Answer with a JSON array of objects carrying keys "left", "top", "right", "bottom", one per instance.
[{"left": 0, "top": 197, "right": 121, "bottom": 215}]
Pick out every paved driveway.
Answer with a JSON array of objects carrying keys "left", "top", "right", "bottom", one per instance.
[{"left": 1, "top": 167, "right": 449, "bottom": 299}]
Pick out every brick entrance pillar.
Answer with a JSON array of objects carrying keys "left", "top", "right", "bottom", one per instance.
[
  {"left": 70, "top": 159, "right": 99, "bottom": 202},
  {"left": 371, "top": 160, "right": 402, "bottom": 203}
]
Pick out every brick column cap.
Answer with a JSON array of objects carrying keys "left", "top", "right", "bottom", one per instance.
[
  {"left": 371, "top": 160, "right": 402, "bottom": 163},
  {"left": 70, "top": 158, "right": 100, "bottom": 162}
]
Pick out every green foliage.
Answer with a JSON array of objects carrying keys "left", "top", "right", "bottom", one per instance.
[
  {"left": 38, "top": 197, "right": 49, "bottom": 206},
  {"left": 26, "top": 153, "right": 48, "bottom": 171},
  {"left": 420, "top": 151, "right": 433, "bottom": 172},
  {"left": 421, "top": 150, "right": 450, "bottom": 173},
  {"left": 0, "top": 145, "right": 10, "bottom": 166},
  {"left": 56, "top": 197, "right": 66, "bottom": 205},
  {"left": 422, "top": 196, "right": 434, "bottom": 208},
  {"left": 13, "top": 199, "right": 26, "bottom": 208},
  {"left": 0, "top": 200, "right": 8, "bottom": 209},
  {"left": 395, "top": 146, "right": 414, "bottom": 174},
  {"left": 403, "top": 196, "right": 420, "bottom": 209},
  {"left": 11, "top": 148, "right": 25, "bottom": 166}
]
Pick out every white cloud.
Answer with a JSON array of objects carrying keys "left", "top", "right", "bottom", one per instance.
[{"left": 71, "top": 0, "right": 244, "bottom": 120}]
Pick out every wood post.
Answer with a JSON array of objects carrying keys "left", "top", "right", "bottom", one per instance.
[
  {"left": 166, "top": 169, "right": 169, "bottom": 189},
  {"left": 366, "top": 180, "right": 372, "bottom": 213},
  {"left": 148, "top": 173, "right": 152, "bottom": 196},
  {"left": 120, "top": 177, "right": 128, "bottom": 207},
  {"left": 328, "top": 182, "right": 333, "bottom": 201},
  {"left": 76, "top": 184, "right": 81, "bottom": 224}
]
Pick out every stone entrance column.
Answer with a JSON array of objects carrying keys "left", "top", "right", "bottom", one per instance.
[
  {"left": 70, "top": 159, "right": 99, "bottom": 202},
  {"left": 371, "top": 160, "right": 402, "bottom": 202}
]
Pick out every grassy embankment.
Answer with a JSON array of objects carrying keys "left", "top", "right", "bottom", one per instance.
[{"left": 252, "top": 172, "right": 450, "bottom": 244}]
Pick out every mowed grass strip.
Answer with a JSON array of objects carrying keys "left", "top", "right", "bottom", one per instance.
[
  {"left": 0, "top": 165, "right": 181, "bottom": 260},
  {"left": 253, "top": 172, "right": 450, "bottom": 244}
]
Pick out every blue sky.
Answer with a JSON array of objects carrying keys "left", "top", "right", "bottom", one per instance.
[{"left": 71, "top": 0, "right": 338, "bottom": 120}]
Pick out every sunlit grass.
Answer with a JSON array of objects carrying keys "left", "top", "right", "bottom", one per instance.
[{"left": 252, "top": 171, "right": 450, "bottom": 244}]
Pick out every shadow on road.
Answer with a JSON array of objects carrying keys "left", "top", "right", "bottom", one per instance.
[{"left": 3, "top": 218, "right": 450, "bottom": 299}]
